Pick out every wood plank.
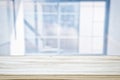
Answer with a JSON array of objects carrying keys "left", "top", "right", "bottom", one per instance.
[
  {"left": 0, "top": 56, "right": 120, "bottom": 80},
  {"left": 0, "top": 75, "right": 120, "bottom": 80}
]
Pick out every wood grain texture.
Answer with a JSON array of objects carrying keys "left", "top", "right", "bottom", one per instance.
[
  {"left": 0, "top": 56, "right": 120, "bottom": 80},
  {"left": 0, "top": 75, "right": 120, "bottom": 80}
]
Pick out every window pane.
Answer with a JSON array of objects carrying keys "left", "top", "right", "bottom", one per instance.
[
  {"left": 94, "top": 2, "right": 106, "bottom": 7},
  {"left": 24, "top": 14, "right": 35, "bottom": 29},
  {"left": 60, "top": 14, "right": 78, "bottom": 37},
  {"left": 60, "top": 27, "right": 78, "bottom": 37},
  {"left": 80, "top": 2, "right": 93, "bottom": 7},
  {"left": 44, "top": 39, "right": 58, "bottom": 49},
  {"left": 42, "top": 3, "right": 58, "bottom": 37},
  {"left": 60, "top": 39, "right": 78, "bottom": 53},
  {"left": 42, "top": 3, "right": 58, "bottom": 13},
  {"left": 60, "top": 4, "right": 75, "bottom": 12},
  {"left": 80, "top": 3, "right": 93, "bottom": 36},
  {"left": 39, "top": 38, "right": 58, "bottom": 53},
  {"left": 61, "top": 15, "right": 75, "bottom": 27},
  {"left": 24, "top": 25, "right": 36, "bottom": 39},
  {"left": 94, "top": 6, "right": 105, "bottom": 21},
  {"left": 79, "top": 37, "right": 92, "bottom": 54},
  {"left": 43, "top": 23, "right": 59, "bottom": 36},
  {"left": 59, "top": 2, "right": 79, "bottom": 37},
  {"left": 25, "top": 39, "right": 37, "bottom": 53},
  {"left": 92, "top": 37, "right": 104, "bottom": 53},
  {"left": 43, "top": 14, "right": 57, "bottom": 24},
  {"left": 79, "top": 1, "right": 105, "bottom": 55},
  {"left": 93, "top": 22, "right": 104, "bottom": 37}
]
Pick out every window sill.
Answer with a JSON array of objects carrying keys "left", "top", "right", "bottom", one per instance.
[{"left": 0, "top": 56, "right": 120, "bottom": 79}]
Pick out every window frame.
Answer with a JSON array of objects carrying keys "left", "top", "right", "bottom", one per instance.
[{"left": 10, "top": 0, "right": 110, "bottom": 56}]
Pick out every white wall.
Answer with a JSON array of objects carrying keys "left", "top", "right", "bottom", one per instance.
[
  {"left": 0, "top": 1, "right": 10, "bottom": 56},
  {"left": 108, "top": 0, "right": 120, "bottom": 55}
]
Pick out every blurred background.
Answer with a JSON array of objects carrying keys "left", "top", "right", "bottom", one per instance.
[{"left": 0, "top": 0, "right": 120, "bottom": 56}]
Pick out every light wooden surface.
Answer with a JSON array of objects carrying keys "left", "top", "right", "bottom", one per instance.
[
  {"left": 0, "top": 56, "right": 120, "bottom": 80},
  {"left": 0, "top": 75, "right": 120, "bottom": 80}
]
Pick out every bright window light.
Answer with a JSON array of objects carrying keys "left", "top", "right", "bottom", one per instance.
[{"left": 22, "top": 0, "right": 107, "bottom": 55}]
